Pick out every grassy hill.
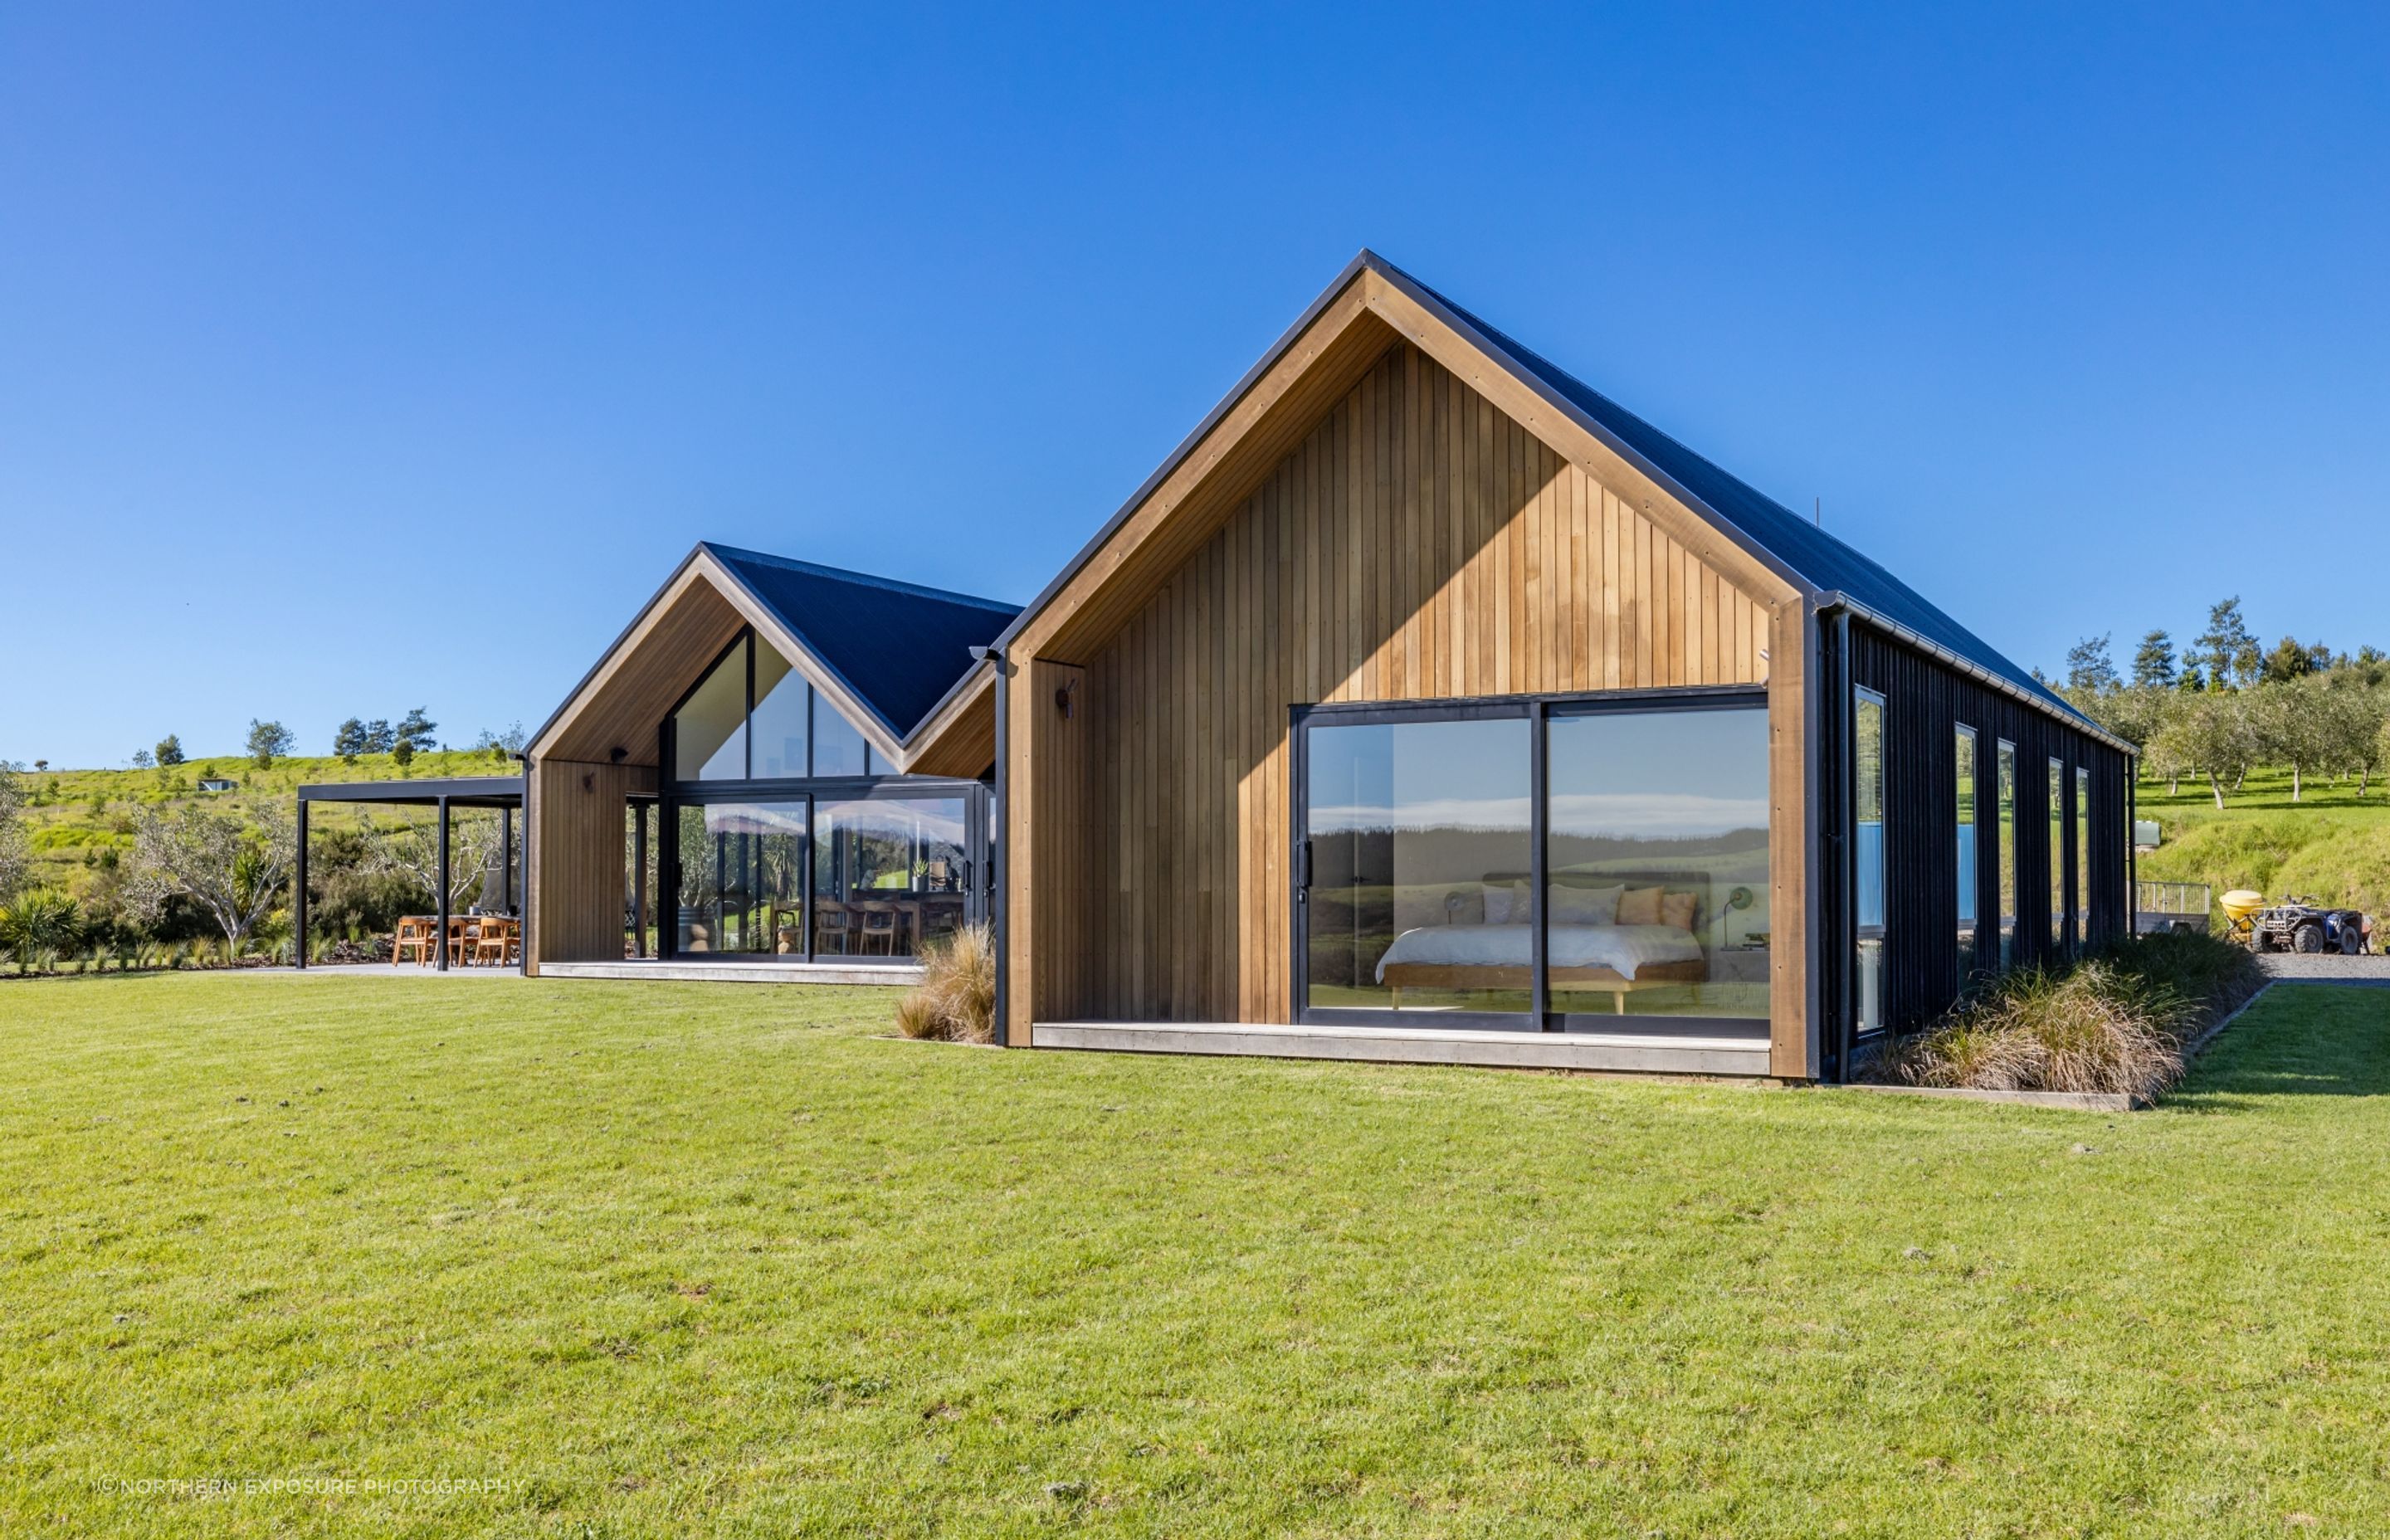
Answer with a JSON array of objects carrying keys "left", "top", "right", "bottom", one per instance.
[
  {"left": 2134, "top": 764, "right": 2390, "bottom": 924},
  {"left": 15, "top": 750, "right": 519, "bottom": 903}
]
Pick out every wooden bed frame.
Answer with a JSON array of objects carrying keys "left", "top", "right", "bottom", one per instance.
[
  {"left": 1379, "top": 869, "right": 1714, "bottom": 1015},
  {"left": 1383, "top": 958, "right": 1710, "bottom": 1014}
]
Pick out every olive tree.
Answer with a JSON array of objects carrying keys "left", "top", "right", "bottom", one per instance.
[
  {"left": 0, "top": 762, "right": 27, "bottom": 903},
  {"left": 2150, "top": 690, "right": 2256, "bottom": 810},
  {"left": 128, "top": 800, "right": 296, "bottom": 958},
  {"left": 372, "top": 811, "right": 504, "bottom": 913}
]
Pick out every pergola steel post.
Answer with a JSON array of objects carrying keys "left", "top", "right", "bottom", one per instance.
[
  {"left": 435, "top": 794, "right": 451, "bottom": 972},
  {"left": 294, "top": 797, "right": 310, "bottom": 970}
]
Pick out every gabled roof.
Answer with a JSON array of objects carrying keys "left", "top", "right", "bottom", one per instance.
[
  {"left": 527, "top": 543, "right": 1014, "bottom": 772},
  {"left": 1400, "top": 270, "right": 2088, "bottom": 723},
  {"left": 994, "top": 249, "right": 2110, "bottom": 743},
  {"left": 700, "top": 543, "right": 1016, "bottom": 740}
]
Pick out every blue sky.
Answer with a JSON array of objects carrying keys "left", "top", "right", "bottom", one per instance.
[{"left": 4, "top": 3, "right": 2384, "bottom": 768}]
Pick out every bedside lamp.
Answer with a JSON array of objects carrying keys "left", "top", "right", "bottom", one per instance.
[{"left": 1715, "top": 885, "right": 1754, "bottom": 948}]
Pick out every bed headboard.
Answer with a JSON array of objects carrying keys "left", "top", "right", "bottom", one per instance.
[{"left": 1471, "top": 869, "right": 1716, "bottom": 928}]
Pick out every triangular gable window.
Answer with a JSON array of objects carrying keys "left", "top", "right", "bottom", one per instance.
[{"left": 669, "top": 629, "right": 880, "bottom": 782}]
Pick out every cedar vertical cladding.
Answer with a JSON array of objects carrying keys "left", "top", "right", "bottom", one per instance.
[
  {"left": 1066, "top": 342, "right": 1775, "bottom": 1024},
  {"left": 1847, "top": 625, "right": 2130, "bottom": 1035}
]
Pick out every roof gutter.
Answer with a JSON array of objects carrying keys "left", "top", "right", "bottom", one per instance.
[{"left": 1817, "top": 591, "right": 2139, "bottom": 758}]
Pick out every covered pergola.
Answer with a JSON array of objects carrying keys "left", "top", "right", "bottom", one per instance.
[{"left": 294, "top": 775, "right": 526, "bottom": 972}]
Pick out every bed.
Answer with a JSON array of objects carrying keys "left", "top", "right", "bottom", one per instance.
[{"left": 1374, "top": 871, "right": 1711, "bottom": 1015}]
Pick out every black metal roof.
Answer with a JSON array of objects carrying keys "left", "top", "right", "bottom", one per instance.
[
  {"left": 297, "top": 774, "right": 524, "bottom": 807},
  {"left": 702, "top": 543, "right": 1018, "bottom": 739},
  {"left": 1383, "top": 259, "right": 2088, "bottom": 724}
]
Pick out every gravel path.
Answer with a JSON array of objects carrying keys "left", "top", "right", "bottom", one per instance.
[{"left": 2259, "top": 953, "right": 2390, "bottom": 987}]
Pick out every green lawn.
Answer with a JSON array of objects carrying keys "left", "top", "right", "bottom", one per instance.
[{"left": 5, "top": 976, "right": 2390, "bottom": 1537}]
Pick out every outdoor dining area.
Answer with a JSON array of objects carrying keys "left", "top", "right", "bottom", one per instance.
[
  {"left": 393, "top": 913, "right": 522, "bottom": 967},
  {"left": 294, "top": 772, "right": 525, "bottom": 973}
]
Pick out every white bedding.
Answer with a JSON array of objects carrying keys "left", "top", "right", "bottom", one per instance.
[{"left": 1374, "top": 923, "right": 1704, "bottom": 983}]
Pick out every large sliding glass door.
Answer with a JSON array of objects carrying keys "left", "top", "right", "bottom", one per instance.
[
  {"left": 665, "top": 787, "right": 988, "bottom": 962},
  {"left": 674, "top": 800, "right": 809, "bottom": 955},
  {"left": 1295, "top": 691, "right": 1770, "bottom": 1036},
  {"left": 1301, "top": 714, "right": 1533, "bottom": 1021},
  {"left": 812, "top": 797, "right": 972, "bottom": 958}
]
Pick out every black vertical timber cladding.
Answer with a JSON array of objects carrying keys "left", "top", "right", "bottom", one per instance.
[{"left": 1847, "top": 624, "right": 2131, "bottom": 1036}]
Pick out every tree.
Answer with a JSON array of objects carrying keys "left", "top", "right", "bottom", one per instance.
[
  {"left": 2192, "top": 597, "right": 2260, "bottom": 690},
  {"left": 154, "top": 733, "right": 185, "bottom": 768},
  {"left": 391, "top": 738, "right": 416, "bottom": 772},
  {"left": 2150, "top": 690, "right": 2256, "bottom": 810},
  {"left": 2245, "top": 683, "right": 2322, "bottom": 802},
  {"left": 0, "top": 762, "right": 27, "bottom": 903},
  {"left": 362, "top": 719, "right": 396, "bottom": 754},
  {"left": 2095, "top": 685, "right": 2171, "bottom": 762},
  {"left": 2261, "top": 636, "right": 2329, "bottom": 685},
  {"left": 2129, "top": 630, "right": 2177, "bottom": 690},
  {"left": 2064, "top": 634, "right": 2120, "bottom": 694},
  {"left": 246, "top": 719, "right": 295, "bottom": 770},
  {"left": 372, "top": 811, "right": 503, "bottom": 912},
  {"left": 2176, "top": 655, "right": 2206, "bottom": 693},
  {"left": 2314, "top": 680, "right": 2390, "bottom": 797},
  {"left": 332, "top": 719, "right": 369, "bottom": 763},
  {"left": 471, "top": 722, "right": 527, "bottom": 758},
  {"left": 131, "top": 748, "right": 154, "bottom": 769},
  {"left": 394, "top": 707, "right": 437, "bottom": 753},
  {"left": 127, "top": 800, "right": 295, "bottom": 958}
]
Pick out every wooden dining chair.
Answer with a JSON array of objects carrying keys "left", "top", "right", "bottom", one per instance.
[
  {"left": 393, "top": 917, "right": 436, "bottom": 965},
  {"left": 813, "top": 901, "right": 853, "bottom": 955},
  {"left": 856, "top": 902, "right": 898, "bottom": 956},
  {"left": 446, "top": 918, "right": 473, "bottom": 967},
  {"left": 473, "top": 919, "right": 512, "bottom": 967}
]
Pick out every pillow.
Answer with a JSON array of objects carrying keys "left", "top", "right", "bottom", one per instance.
[
  {"left": 1661, "top": 891, "right": 1699, "bottom": 932},
  {"left": 1481, "top": 881, "right": 1527, "bottom": 924},
  {"left": 1550, "top": 884, "right": 1622, "bottom": 925},
  {"left": 1616, "top": 885, "right": 1661, "bottom": 927}
]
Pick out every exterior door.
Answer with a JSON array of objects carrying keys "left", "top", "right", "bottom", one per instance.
[{"left": 1295, "top": 709, "right": 1534, "bottom": 1027}]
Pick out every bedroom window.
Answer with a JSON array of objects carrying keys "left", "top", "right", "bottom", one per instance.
[
  {"left": 1997, "top": 740, "right": 2017, "bottom": 967},
  {"left": 1544, "top": 704, "right": 1770, "bottom": 1022},
  {"left": 2075, "top": 765, "right": 2092, "bottom": 941},
  {"left": 1854, "top": 689, "right": 1886, "bottom": 1036},
  {"left": 1956, "top": 725, "right": 1978, "bottom": 978},
  {"left": 1295, "top": 692, "right": 1769, "bottom": 1032},
  {"left": 2050, "top": 758, "right": 2067, "bottom": 949}
]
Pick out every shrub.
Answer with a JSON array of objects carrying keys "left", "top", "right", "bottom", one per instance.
[
  {"left": 1868, "top": 930, "right": 2263, "bottom": 1100},
  {"left": 0, "top": 890, "right": 83, "bottom": 972},
  {"left": 894, "top": 923, "right": 996, "bottom": 1044}
]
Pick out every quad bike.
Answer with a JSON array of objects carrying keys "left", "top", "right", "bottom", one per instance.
[{"left": 2241, "top": 893, "right": 2373, "bottom": 955}]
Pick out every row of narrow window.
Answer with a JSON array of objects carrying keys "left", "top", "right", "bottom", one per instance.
[{"left": 1853, "top": 692, "right": 2095, "bottom": 1036}]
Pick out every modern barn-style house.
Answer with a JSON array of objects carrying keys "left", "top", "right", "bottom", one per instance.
[{"left": 508, "top": 252, "right": 2134, "bottom": 1082}]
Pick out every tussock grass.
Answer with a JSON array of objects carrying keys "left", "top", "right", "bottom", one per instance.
[
  {"left": 893, "top": 921, "right": 995, "bottom": 1043},
  {"left": 1871, "top": 929, "right": 2265, "bottom": 1099}
]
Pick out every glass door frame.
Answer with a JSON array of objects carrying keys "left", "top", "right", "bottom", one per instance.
[{"left": 1290, "top": 684, "right": 1770, "bottom": 1036}]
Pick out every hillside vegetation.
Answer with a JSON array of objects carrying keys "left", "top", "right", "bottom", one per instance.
[
  {"left": 14, "top": 750, "right": 517, "bottom": 905},
  {"left": 2134, "top": 763, "right": 2390, "bottom": 923}
]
